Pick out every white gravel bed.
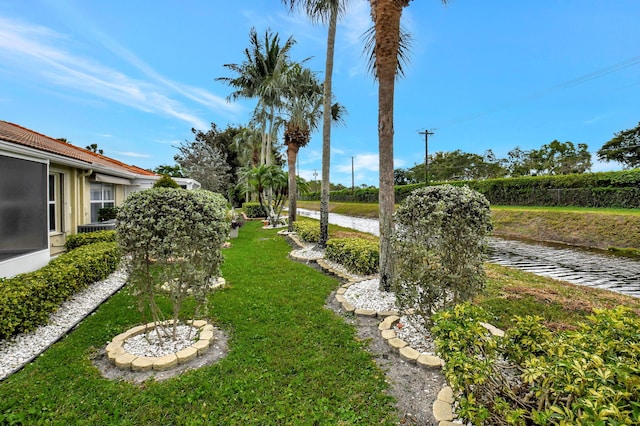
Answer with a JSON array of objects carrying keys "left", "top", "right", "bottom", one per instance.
[
  {"left": 395, "top": 315, "right": 436, "bottom": 354},
  {"left": 290, "top": 244, "right": 325, "bottom": 260},
  {"left": 322, "top": 258, "right": 373, "bottom": 280},
  {"left": 343, "top": 278, "right": 435, "bottom": 354},
  {"left": 343, "top": 279, "right": 397, "bottom": 312},
  {"left": 0, "top": 266, "right": 128, "bottom": 381},
  {"left": 124, "top": 325, "right": 198, "bottom": 357}
]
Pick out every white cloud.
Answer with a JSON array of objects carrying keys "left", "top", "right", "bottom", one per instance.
[
  {"left": 0, "top": 16, "right": 235, "bottom": 130},
  {"left": 115, "top": 151, "right": 152, "bottom": 158},
  {"left": 336, "top": 152, "right": 379, "bottom": 173}
]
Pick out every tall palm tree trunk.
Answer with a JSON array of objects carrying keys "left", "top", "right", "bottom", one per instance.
[
  {"left": 318, "top": 6, "right": 338, "bottom": 248},
  {"left": 373, "top": 0, "right": 406, "bottom": 291},
  {"left": 287, "top": 142, "right": 299, "bottom": 232}
]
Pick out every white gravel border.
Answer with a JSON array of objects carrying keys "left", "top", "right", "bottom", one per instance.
[{"left": 0, "top": 266, "right": 128, "bottom": 381}]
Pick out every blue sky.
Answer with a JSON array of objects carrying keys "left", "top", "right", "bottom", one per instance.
[{"left": 1, "top": 1, "right": 639, "bottom": 186}]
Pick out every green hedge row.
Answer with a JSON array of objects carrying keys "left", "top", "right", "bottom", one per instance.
[
  {"left": 325, "top": 238, "right": 379, "bottom": 276},
  {"left": 0, "top": 242, "right": 121, "bottom": 339},
  {"left": 242, "top": 202, "right": 267, "bottom": 218},
  {"left": 300, "top": 170, "right": 640, "bottom": 208},
  {"left": 65, "top": 230, "right": 117, "bottom": 251},
  {"left": 292, "top": 218, "right": 320, "bottom": 243}
]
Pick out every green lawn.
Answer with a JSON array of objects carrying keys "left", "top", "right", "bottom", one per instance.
[{"left": 0, "top": 221, "right": 396, "bottom": 425}]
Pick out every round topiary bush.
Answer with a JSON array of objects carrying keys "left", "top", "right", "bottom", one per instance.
[
  {"left": 116, "top": 188, "right": 228, "bottom": 339},
  {"left": 392, "top": 184, "right": 492, "bottom": 326}
]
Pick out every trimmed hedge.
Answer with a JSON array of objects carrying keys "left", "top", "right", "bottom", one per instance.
[
  {"left": 325, "top": 238, "right": 379, "bottom": 276},
  {"left": 242, "top": 202, "right": 267, "bottom": 218},
  {"left": 0, "top": 242, "right": 120, "bottom": 339},
  {"left": 65, "top": 230, "right": 117, "bottom": 251},
  {"left": 292, "top": 218, "right": 320, "bottom": 243},
  {"left": 300, "top": 170, "right": 640, "bottom": 208}
]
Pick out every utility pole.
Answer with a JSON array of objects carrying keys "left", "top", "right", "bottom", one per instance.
[
  {"left": 418, "top": 129, "right": 434, "bottom": 184},
  {"left": 351, "top": 156, "right": 355, "bottom": 195}
]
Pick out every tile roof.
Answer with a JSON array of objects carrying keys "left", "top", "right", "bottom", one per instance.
[{"left": 0, "top": 120, "right": 157, "bottom": 177}]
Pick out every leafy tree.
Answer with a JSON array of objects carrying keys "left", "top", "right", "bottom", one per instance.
[
  {"left": 394, "top": 168, "right": 418, "bottom": 185},
  {"left": 529, "top": 140, "right": 591, "bottom": 175},
  {"left": 506, "top": 146, "right": 533, "bottom": 177},
  {"left": 116, "top": 189, "right": 228, "bottom": 340},
  {"left": 153, "top": 175, "right": 181, "bottom": 189},
  {"left": 597, "top": 121, "right": 640, "bottom": 168},
  {"left": 393, "top": 185, "right": 492, "bottom": 326},
  {"left": 153, "top": 164, "right": 185, "bottom": 178},
  {"left": 217, "top": 28, "right": 296, "bottom": 167},
  {"left": 175, "top": 124, "right": 243, "bottom": 201},
  {"left": 85, "top": 143, "right": 104, "bottom": 154},
  {"left": 367, "top": 0, "right": 448, "bottom": 291},
  {"left": 239, "top": 165, "right": 288, "bottom": 225}
]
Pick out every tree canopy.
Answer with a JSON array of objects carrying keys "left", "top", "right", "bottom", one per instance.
[{"left": 597, "top": 121, "right": 640, "bottom": 169}]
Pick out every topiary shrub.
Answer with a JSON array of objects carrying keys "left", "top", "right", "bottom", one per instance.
[
  {"left": 65, "top": 230, "right": 117, "bottom": 251},
  {"left": 116, "top": 188, "right": 228, "bottom": 339},
  {"left": 153, "top": 175, "right": 181, "bottom": 189},
  {"left": 292, "top": 217, "right": 320, "bottom": 242},
  {"left": 393, "top": 185, "right": 492, "bottom": 326},
  {"left": 242, "top": 202, "right": 267, "bottom": 218},
  {"left": 325, "top": 238, "right": 379, "bottom": 275}
]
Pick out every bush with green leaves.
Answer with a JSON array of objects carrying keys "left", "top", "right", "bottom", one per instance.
[
  {"left": 97, "top": 206, "right": 118, "bottom": 222},
  {"left": 432, "top": 304, "right": 640, "bottom": 425},
  {"left": 242, "top": 202, "right": 267, "bottom": 218},
  {"left": 0, "top": 241, "right": 120, "bottom": 339},
  {"left": 65, "top": 230, "right": 117, "bottom": 251},
  {"left": 325, "top": 238, "right": 379, "bottom": 275},
  {"left": 392, "top": 185, "right": 492, "bottom": 326},
  {"left": 292, "top": 217, "right": 320, "bottom": 243},
  {"left": 116, "top": 188, "right": 228, "bottom": 339},
  {"left": 153, "top": 175, "right": 181, "bottom": 189}
]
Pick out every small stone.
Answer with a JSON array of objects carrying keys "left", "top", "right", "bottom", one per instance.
[
  {"left": 114, "top": 353, "right": 137, "bottom": 370},
  {"left": 336, "top": 287, "right": 347, "bottom": 295},
  {"left": 192, "top": 339, "right": 210, "bottom": 355},
  {"left": 380, "top": 329, "right": 396, "bottom": 340},
  {"left": 191, "top": 320, "right": 207, "bottom": 328},
  {"left": 176, "top": 346, "right": 198, "bottom": 364},
  {"left": 433, "top": 400, "right": 454, "bottom": 422},
  {"left": 105, "top": 340, "right": 123, "bottom": 353},
  {"left": 417, "top": 354, "right": 443, "bottom": 368},
  {"left": 342, "top": 301, "right": 355, "bottom": 313},
  {"left": 201, "top": 324, "right": 214, "bottom": 333},
  {"left": 199, "top": 330, "right": 214, "bottom": 343},
  {"left": 437, "top": 386, "right": 454, "bottom": 404},
  {"left": 378, "top": 310, "right": 398, "bottom": 318},
  {"left": 354, "top": 308, "right": 377, "bottom": 317},
  {"left": 335, "top": 294, "right": 346, "bottom": 304},
  {"left": 378, "top": 315, "right": 400, "bottom": 331},
  {"left": 107, "top": 346, "right": 125, "bottom": 363},
  {"left": 480, "top": 321, "right": 505, "bottom": 337},
  {"left": 399, "top": 345, "right": 420, "bottom": 362},
  {"left": 388, "top": 337, "right": 407, "bottom": 350},
  {"left": 131, "top": 356, "right": 154, "bottom": 372},
  {"left": 153, "top": 354, "right": 178, "bottom": 371}
]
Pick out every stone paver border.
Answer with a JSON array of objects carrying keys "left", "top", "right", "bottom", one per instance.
[
  {"left": 105, "top": 320, "right": 215, "bottom": 372},
  {"left": 284, "top": 230, "right": 504, "bottom": 426}
]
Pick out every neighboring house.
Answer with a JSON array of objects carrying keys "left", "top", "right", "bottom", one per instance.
[{"left": 0, "top": 120, "right": 200, "bottom": 278}]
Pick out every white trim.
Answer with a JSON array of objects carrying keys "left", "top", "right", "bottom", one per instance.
[
  {"left": 94, "top": 173, "right": 132, "bottom": 185},
  {"left": 0, "top": 249, "right": 50, "bottom": 279}
]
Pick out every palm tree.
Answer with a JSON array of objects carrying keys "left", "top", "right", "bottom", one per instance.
[
  {"left": 282, "top": 0, "right": 350, "bottom": 247},
  {"left": 368, "top": 0, "right": 448, "bottom": 290},
  {"left": 281, "top": 64, "right": 324, "bottom": 231},
  {"left": 217, "top": 28, "right": 295, "bottom": 166}
]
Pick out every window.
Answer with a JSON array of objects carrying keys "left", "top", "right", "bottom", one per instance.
[
  {"left": 0, "top": 155, "right": 48, "bottom": 261},
  {"left": 90, "top": 183, "right": 114, "bottom": 222},
  {"left": 48, "top": 173, "right": 63, "bottom": 232}
]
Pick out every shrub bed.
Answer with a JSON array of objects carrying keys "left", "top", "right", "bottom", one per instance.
[
  {"left": 292, "top": 218, "right": 320, "bottom": 243},
  {"left": 242, "top": 202, "right": 267, "bottom": 218},
  {"left": 325, "top": 238, "right": 379, "bottom": 276},
  {"left": 65, "top": 230, "right": 117, "bottom": 251},
  {"left": 432, "top": 303, "right": 640, "bottom": 425},
  {"left": 0, "top": 242, "right": 120, "bottom": 339}
]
